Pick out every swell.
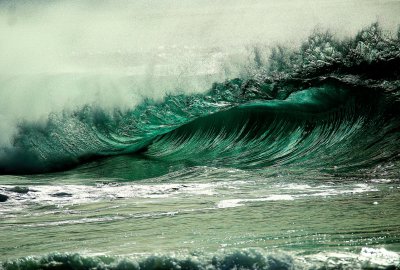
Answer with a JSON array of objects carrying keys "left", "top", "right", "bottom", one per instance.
[{"left": 1, "top": 23, "right": 400, "bottom": 175}]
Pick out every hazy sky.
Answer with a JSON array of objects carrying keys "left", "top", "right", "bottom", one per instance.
[{"left": 1, "top": 0, "right": 400, "bottom": 74}]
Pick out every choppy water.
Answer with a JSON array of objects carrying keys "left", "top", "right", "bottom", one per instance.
[{"left": 1, "top": 9, "right": 400, "bottom": 270}]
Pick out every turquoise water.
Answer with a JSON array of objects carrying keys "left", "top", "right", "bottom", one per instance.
[
  {"left": 1, "top": 23, "right": 400, "bottom": 269},
  {"left": 1, "top": 168, "right": 400, "bottom": 269}
]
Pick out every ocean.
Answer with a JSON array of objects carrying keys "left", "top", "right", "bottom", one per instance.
[{"left": 1, "top": 1, "right": 400, "bottom": 269}]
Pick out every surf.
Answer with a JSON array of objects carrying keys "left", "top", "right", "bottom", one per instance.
[{"left": 0, "top": 23, "right": 399, "bottom": 176}]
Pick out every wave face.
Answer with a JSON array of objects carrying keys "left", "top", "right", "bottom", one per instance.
[{"left": 1, "top": 23, "right": 399, "bottom": 176}]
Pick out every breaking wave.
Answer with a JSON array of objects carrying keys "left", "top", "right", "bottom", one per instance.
[
  {"left": 1, "top": 23, "right": 400, "bottom": 176},
  {"left": 2, "top": 248, "right": 399, "bottom": 270}
]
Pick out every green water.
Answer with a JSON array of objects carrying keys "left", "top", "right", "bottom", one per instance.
[
  {"left": 1, "top": 167, "right": 399, "bottom": 265},
  {"left": 1, "top": 21, "right": 400, "bottom": 270}
]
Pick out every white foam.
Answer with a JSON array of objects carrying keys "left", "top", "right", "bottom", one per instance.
[
  {"left": 302, "top": 247, "right": 400, "bottom": 269},
  {"left": 0, "top": 183, "right": 217, "bottom": 209},
  {"left": 217, "top": 195, "right": 295, "bottom": 209},
  {"left": 359, "top": 247, "right": 400, "bottom": 265}
]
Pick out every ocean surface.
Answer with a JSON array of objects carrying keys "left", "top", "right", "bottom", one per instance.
[{"left": 1, "top": 2, "right": 400, "bottom": 269}]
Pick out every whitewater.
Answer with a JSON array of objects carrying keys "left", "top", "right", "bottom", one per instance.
[{"left": 1, "top": 1, "right": 400, "bottom": 269}]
